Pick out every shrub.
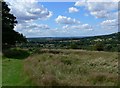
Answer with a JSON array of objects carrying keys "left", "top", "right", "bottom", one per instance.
[
  {"left": 69, "top": 42, "right": 78, "bottom": 49},
  {"left": 3, "top": 48, "right": 30, "bottom": 59},
  {"left": 94, "top": 42, "right": 104, "bottom": 51}
]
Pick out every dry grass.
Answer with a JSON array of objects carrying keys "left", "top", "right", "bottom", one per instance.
[{"left": 24, "top": 49, "right": 118, "bottom": 86}]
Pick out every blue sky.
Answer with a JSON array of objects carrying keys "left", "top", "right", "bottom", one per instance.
[{"left": 6, "top": 0, "right": 119, "bottom": 37}]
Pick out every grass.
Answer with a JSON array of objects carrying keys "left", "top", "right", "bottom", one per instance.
[
  {"left": 2, "top": 48, "right": 119, "bottom": 86},
  {"left": 2, "top": 57, "right": 35, "bottom": 86},
  {"left": 2, "top": 48, "right": 34, "bottom": 86},
  {"left": 0, "top": 54, "right": 2, "bottom": 87},
  {"left": 24, "top": 49, "right": 118, "bottom": 86}
]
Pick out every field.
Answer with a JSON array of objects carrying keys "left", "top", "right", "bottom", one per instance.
[
  {"left": 2, "top": 49, "right": 35, "bottom": 86},
  {"left": 24, "top": 49, "right": 118, "bottom": 86},
  {"left": 2, "top": 1, "right": 120, "bottom": 87},
  {"left": 2, "top": 49, "right": 119, "bottom": 86}
]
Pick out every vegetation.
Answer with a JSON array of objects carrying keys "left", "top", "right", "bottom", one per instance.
[
  {"left": 2, "top": 1, "right": 26, "bottom": 48},
  {"left": 2, "top": 48, "right": 30, "bottom": 59},
  {"left": 2, "top": 49, "right": 34, "bottom": 86},
  {"left": 1, "top": 1, "right": 119, "bottom": 87},
  {"left": 24, "top": 49, "right": 118, "bottom": 86},
  {"left": 20, "top": 32, "right": 120, "bottom": 52},
  {"left": 0, "top": 55, "right": 2, "bottom": 87}
]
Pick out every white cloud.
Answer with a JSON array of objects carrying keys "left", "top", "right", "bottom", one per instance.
[
  {"left": 55, "top": 15, "right": 80, "bottom": 24},
  {"left": 69, "top": 7, "right": 79, "bottom": 13},
  {"left": 72, "top": 24, "right": 92, "bottom": 30},
  {"left": 90, "top": 10, "right": 109, "bottom": 18},
  {"left": 5, "top": 0, "right": 53, "bottom": 23},
  {"left": 75, "top": 1, "right": 118, "bottom": 19},
  {"left": 87, "top": 0, "right": 119, "bottom": 2},
  {"left": 14, "top": 22, "right": 50, "bottom": 35},
  {"left": 82, "top": 24, "right": 92, "bottom": 29},
  {"left": 100, "top": 19, "right": 118, "bottom": 30},
  {"left": 62, "top": 25, "right": 69, "bottom": 29},
  {"left": 75, "top": 0, "right": 86, "bottom": 7},
  {"left": 5, "top": 0, "right": 53, "bottom": 37},
  {"left": 62, "top": 24, "right": 92, "bottom": 30},
  {"left": 101, "top": 19, "right": 118, "bottom": 26}
]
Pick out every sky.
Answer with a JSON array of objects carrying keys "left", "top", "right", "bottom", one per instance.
[{"left": 5, "top": 0, "right": 119, "bottom": 38}]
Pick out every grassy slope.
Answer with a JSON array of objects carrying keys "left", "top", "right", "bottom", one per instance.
[
  {"left": 2, "top": 57, "right": 34, "bottom": 86},
  {"left": 24, "top": 49, "right": 118, "bottom": 86}
]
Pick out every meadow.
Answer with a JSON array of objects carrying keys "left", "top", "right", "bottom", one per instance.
[
  {"left": 24, "top": 49, "right": 118, "bottom": 86},
  {"left": 2, "top": 48, "right": 119, "bottom": 86}
]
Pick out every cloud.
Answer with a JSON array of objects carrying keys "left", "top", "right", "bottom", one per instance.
[
  {"left": 72, "top": 24, "right": 93, "bottom": 30},
  {"left": 82, "top": 24, "right": 92, "bottom": 29},
  {"left": 75, "top": 1, "right": 118, "bottom": 19},
  {"left": 100, "top": 19, "right": 118, "bottom": 30},
  {"left": 75, "top": 0, "right": 86, "bottom": 7},
  {"left": 90, "top": 10, "right": 109, "bottom": 18},
  {"left": 14, "top": 22, "right": 50, "bottom": 35},
  {"left": 62, "top": 25, "right": 69, "bottom": 29},
  {"left": 62, "top": 24, "right": 92, "bottom": 30},
  {"left": 101, "top": 19, "right": 118, "bottom": 26},
  {"left": 69, "top": 7, "right": 79, "bottom": 13},
  {"left": 55, "top": 15, "right": 80, "bottom": 25},
  {"left": 5, "top": 0, "right": 53, "bottom": 23}
]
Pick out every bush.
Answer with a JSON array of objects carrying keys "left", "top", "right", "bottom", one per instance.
[
  {"left": 94, "top": 42, "right": 104, "bottom": 51},
  {"left": 3, "top": 48, "right": 30, "bottom": 59},
  {"left": 69, "top": 42, "right": 78, "bottom": 49}
]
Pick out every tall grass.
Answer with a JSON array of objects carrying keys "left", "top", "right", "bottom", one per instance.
[{"left": 24, "top": 49, "right": 118, "bottom": 86}]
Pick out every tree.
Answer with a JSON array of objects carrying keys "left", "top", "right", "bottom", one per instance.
[
  {"left": 70, "top": 42, "right": 78, "bottom": 49},
  {"left": 2, "top": 1, "right": 26, "bottom": 46},
  {"left": 94, "top": 42, "right": 104, "bottom": 51}
]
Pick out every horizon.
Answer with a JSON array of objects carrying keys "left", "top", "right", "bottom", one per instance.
[
  {"left": 5, "top": 0, "right": 119, "bottom": 37},
  {"left": 27, "top": 31, "right": 118, "bottom": 38}
]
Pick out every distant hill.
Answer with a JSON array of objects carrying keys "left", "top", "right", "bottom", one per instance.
[
  {"left": 27, "top": 32, "right": 119, "bottom": 42},
  {"left": 24, "top": 32, "right": 120, "bottom": 52}
]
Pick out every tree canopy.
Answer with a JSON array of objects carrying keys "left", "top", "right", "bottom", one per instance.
[{"left": 2, "top": 1, "right": 26, "bottom": 46}]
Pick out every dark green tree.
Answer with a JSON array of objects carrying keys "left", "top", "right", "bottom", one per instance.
[
  {"left": 70, "top": 42, "right": 78, "bottom": 49},
  {"left": 94, "top": 42, "right": 104, "bottom": 51},
  {"left": 2, "top": 1, "right": 26, "bottom": 46}
]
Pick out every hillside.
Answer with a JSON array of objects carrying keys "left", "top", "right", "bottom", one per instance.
[
  {"left": 18, "top": 32, "right": 120, "bottom": 52},
  {"left": 27, "top": 32, "right": 119, "bottom": 42}
]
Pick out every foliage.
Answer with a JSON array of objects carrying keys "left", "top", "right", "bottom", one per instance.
[
  {"left": 2, "top": 1, "right": 26, "bottom": 46},
  {"left": 22, "top": 32, "right": 120, "bottom": 52},
  {"left": 94, "top": 42, "right": 104, "bottom": 51},
  {"left": 2, "top": 48, "right": 30, "bottom": 59},
  {"left": 69, "top": 42, "right": 78, "bottom": 49}
]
